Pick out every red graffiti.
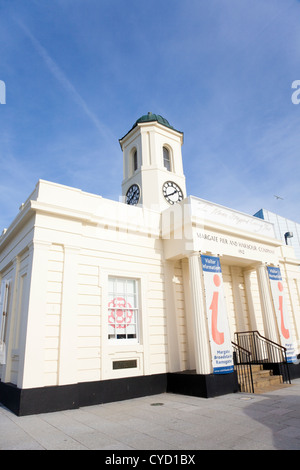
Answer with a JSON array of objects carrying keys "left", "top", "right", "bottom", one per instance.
[{"left": 108, "top": 297, "right": 134, "bottom": 329}]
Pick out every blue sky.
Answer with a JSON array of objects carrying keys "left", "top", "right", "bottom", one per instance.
[{"left": 1, "top": 0, "right": 300, "bottom": 231}]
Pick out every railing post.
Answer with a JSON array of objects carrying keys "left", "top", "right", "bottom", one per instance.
[{"left": 232, "top": 341, "right": 254, "bottom": 394}]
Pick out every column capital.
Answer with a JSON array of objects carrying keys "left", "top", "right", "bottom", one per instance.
[{"left": 187, "top": 251, "right": 201, "bottom": 262}]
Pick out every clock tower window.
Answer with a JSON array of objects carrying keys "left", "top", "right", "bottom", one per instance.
[
  {"left": 133, "top": 149, "right": 138, "bottom": 172},
  {"left": 163, "top": 146, "right": 171, "bottom": 172}
]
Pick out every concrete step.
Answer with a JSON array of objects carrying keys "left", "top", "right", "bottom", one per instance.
[
  {"left": 253, "top": 383, "right": 292, "bottom": 394},
  {"left": 236, "top": 364, "right": 289, "bottom": 393},
  {"left": 238, "top": 368, "right": 273, "bottom": 381},
  {"left": 253, "top": 374, "right": 282, "bottom": 388}
]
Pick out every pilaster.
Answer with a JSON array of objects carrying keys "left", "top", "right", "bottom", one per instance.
[
  {"left": 243, "top": 269, "right": 259, "bottom": 332},
  {"left": 165, "top": 261, "right": 182, "bottom": 372},
  {"left": 256, "top": 263, "right": 279, "bottom": 343},
  {"left": 2, "top": 255, "right": 20, "bottom": 383},
  {"left": 20, "top": 241, "right": 51, "bottom": 388},
  {"left": 230, "top": 266, "right": 247, "bottom": 332},
  {"left": 58, "top": 245, "right": 80, "bottom": 385}
]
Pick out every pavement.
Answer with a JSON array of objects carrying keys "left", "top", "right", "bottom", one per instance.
[{"left": 1, "top": 379, "right": 300, "bottom": 451}]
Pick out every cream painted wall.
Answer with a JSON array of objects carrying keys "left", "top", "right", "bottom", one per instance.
[
  {"left": 38, "top": 215, "right": 169, "bottom": 387},
  {"left": 0, "top": 181, "right": 170, "bottom": 388}
]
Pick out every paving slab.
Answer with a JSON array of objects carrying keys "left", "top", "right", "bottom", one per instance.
[{"left": 1, "top": 378, "right": 300, "bottom": 451}]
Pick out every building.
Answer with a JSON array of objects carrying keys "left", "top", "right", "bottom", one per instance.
[
  {"left": 1, "top": 113, "right": 300, "bottom": 416},
  {"left": 254, "top": 209, "right": 300, "bottom": 261}
]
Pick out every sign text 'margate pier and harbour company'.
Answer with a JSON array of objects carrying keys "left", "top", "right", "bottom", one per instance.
[{"left": 196, "top": 230, "right": 276, "bottom": 259}]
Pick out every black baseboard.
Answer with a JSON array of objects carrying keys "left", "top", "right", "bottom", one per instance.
[
  {"left": 287, "top": 362, "right": 300, "bottom": 380},
  {"left": 0, "top": 374, "right": 168, "bottom": 416},
  {"left": 0, "top": 381, "right": 21, "bottom": 416},
  {"left": 78, "top": 373, "right": 168, "bottom": 408},
  {"left": 0, "top": 371, "right": 239, "bottom": 416},
  {"left": 167, "top": 370, "right": 239, "bottom": 398},
  {"left": 261, "top": 362, "right": 300, "bottom": 381}
]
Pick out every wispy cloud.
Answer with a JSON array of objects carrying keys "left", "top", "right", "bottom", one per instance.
[{"left": 15, "top": 18, "right": 116, "bottom": 142}]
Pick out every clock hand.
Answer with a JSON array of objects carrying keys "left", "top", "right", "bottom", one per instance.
[{"left": 168, "top": 190, "right": 178, "bottom": 196}]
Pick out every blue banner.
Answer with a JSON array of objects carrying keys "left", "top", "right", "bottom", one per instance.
[
  {"left": 267, "top": 266, "right": 282, "bottom": 281},
  {"left": 201, "top": 255, "right": 221, "bottom": 273}
]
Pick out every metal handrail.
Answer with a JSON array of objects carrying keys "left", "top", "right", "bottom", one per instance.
[
  {"left": 236, "top": 330, "right": 286, "bottom": 352},
  {"left": 234, "top": 331, "right": 291, "bottom": 384},
  {"left": 232, "top": 341, "right": 254, "bottom": 393}
]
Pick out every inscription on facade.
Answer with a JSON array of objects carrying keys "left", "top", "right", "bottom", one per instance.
[{"left": 196, "top": 231, "right": 276, "bottom": 256}]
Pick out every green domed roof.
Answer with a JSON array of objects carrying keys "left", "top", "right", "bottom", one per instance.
[
  {"left": 119, "top": 112, "right": 183, "bottom": 144},
  {"left": 134, "top": 112, "right": 174, "bottom": 129}
]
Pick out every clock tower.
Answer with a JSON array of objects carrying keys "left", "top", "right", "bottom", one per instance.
[{"left": 119, "top": 113, "right": 187, "bottom": 212}]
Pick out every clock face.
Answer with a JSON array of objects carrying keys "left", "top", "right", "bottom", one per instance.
[
  {"left": 162, "top": 181, "right": 183, "bottom": 205},
  {"left": 126, "top": 184, "right": 140, "bottom": 205}
]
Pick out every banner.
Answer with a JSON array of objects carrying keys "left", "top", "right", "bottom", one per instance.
[
  {"left": 201, "top": 255, "right": 234, "bottom": 374},
  {"left": 267, "top": 266, "right": 297, "bottom": 363}
]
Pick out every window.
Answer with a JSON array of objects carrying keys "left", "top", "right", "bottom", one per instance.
[
  {"left": 108, "top": 277, "right": 139, "bottom": 341},
  {"left": 0, "top": 280, "right": 9, "bottom": 343},
  {"left": 163, "top": 147, "right": 171, "bottom": 171},
  {"left": 133, "top": 149, "right": 138, "bottom": 172},
  {"left": 0, "top": 279, "right": 10, "bottom": 364}
]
